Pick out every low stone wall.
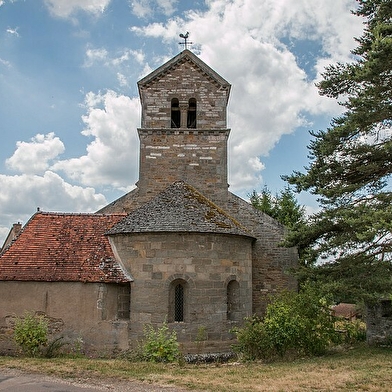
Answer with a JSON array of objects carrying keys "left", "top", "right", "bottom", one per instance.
[{"left": 366, "top": 299, "right": 392, "bottom": 345}]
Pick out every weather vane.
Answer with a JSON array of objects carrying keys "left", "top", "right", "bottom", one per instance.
[{"left": 179, "top": 32, "right": 193, "bottom": 50}]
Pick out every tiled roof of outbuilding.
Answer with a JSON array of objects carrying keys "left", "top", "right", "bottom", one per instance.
[
  {"left": 0, "top": 212, "right": 130, "bottom": 283},
  {"left": 107, "top": 181, "right": 254, "bottom": 238}
]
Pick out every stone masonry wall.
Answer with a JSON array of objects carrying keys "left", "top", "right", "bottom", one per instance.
[
  {"left": 109, "top": 232, "right": 253, "bottom": 352},
  {"left": 225, "top": 193, "right": 298, "bottom": 315},
  {"left": 137, "top": 129, "right": 229, "bottom": 201},
  {"left": 139, "top": 59, "right": 229, "bottom": 130},
  {"left": 366, "top": 299, "right": 392, "bottom": 345}
]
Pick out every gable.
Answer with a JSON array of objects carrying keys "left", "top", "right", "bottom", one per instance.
[
  {"left": 0, "top": 212, "right": 130, "bottom": 283},
  {"left": 137, "top": 50, "right": 231, "bottom": 130},
  {"left": 138, "top": 49, "right": 231, "bottom": 92}
]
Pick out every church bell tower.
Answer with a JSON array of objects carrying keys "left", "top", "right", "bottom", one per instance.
[{"left": 136, "top": 49, "right": 231, "bottom": 202}]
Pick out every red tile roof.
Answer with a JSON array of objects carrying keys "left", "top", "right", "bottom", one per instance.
[
  {"left": 0, "top": 212, "right": 130, "bottom": 283},
  {"left": 332, "top": 303, "right": 360, "bottom": 319}
]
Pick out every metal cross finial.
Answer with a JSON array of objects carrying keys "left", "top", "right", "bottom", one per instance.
[{"left": 179, "top": 32, "right": 193, "bottom": 50}]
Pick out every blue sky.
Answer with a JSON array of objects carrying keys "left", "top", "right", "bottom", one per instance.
[{"left": 0, "top": 0, "right": 364, "bottom": 245}]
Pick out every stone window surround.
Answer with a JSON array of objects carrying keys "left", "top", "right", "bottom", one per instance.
[{"left": 167, "top": 274, "right": 194, "bottom": 323}]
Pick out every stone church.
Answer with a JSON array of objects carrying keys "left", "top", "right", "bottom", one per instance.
[{"left": 0, "top": 49, "right": 297, "bottom": 355}]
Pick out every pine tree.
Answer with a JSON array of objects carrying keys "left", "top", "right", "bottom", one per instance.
[
  {"left": 250, "top": 186, "right": 305, "bottom": 230},
  {"left": 249, "top": 187, "right": 275, "bottom": 218},
  {"left": 284, "top": 0, "right": 392, "bottom": 304}
]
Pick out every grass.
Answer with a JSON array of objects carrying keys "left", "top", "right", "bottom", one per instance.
[{"left": 0, "top": 344, "right": 392, "bottom": 391}]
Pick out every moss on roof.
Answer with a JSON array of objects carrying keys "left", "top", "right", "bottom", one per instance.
[{"left": 107, "top": 181, "right": 253, "bottom": 238}]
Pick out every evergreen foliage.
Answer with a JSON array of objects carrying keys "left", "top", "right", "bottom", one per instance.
[
  {"left": 284, "top": 0, "right": 392, "bottom": 304},
  {"left": 250, "top": 186, "right": 306, "bottom": 229}
]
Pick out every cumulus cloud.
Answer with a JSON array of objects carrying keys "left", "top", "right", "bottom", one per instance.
[
  {"left": 0, "top": 91, "right": 139, "bottom": 239},
  {"left": 84, "top": 47, "right": 145, "bottom": 70},
  {"left": 52, "top": 90, "right": 140, "bottom": 189},
  {"left": 0, "top": 171, "right": 107, "bottom": 243},
  {"left": 44, "top": 0, "right": 110, "bottom": 18},
  {"left": 6, "top": 133, "right": 65, "bottom": 174}
]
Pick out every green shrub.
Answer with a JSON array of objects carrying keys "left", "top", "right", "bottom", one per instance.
[
  {"left": 335, "top": 319, "right": 367, "bottom": 344},
  {"left": 231, "top": 316, "right": 272, "bottom": 360},
  {"left": 14, "top": 312, "right": 48, "bottom": 357},
  {"left": 233, "top": 285, "right": 341, "bottom": 361},
  {"left": 140, "top": 322, "right": 180, "bottom": 362}
]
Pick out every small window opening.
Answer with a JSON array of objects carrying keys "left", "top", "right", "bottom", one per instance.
[
  {"left": 187, "top": 98, "right": 196, "bottom": 128},
  {"left": 117, "top": 284, "right": 130, "bottom": 320},
  {"left": 174, "top": 283, "right": 184, "bottom": 322},
  {"left": 227, "top": 280, "right": 240, "bottom": 321},
  {"left": 171, "top": 98, "right": 181, "bottom": 128}
]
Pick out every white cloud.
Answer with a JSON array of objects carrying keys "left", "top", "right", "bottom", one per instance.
[
  {"left": 44, "top": 0, "right": 110, "bottom": 18},
  {"left": 130, "top": 0, "right": 151, "bottom": 18},
  {"left": 84, "top": 47, "right": 145, "bottom": 69},
  {"left": 0, "top": 58, "right": 11, "bottom": 67},
  {"left": 6, "top": 133, "right": 65, "bottom": 174},
  {"left": 84, "top": 48, "right": 108, "bottom": 67},
  {"left": 130, "top": 0, "right": 177, "bottom": 18},
  {"left": 52, "top": 90, "right": 140, "bottom": 189},
  {"left": 6, "top": 27, "right": 19, "bottom": 37},
  {"left": 0, "top": 171, "right": 107, "bottom": 244},
  {"left": 156, "top": 0, "right": 177, "bottom": 15},
  {"left": 117, "top": 73, "right": 128, "bottom": 87}
]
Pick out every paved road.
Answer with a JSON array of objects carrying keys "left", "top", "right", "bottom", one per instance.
[
  {"left": 0, "top": 372, "right": 104, "bottom": 392},
  {"left": 0, "top": 370, "right": 190, "bottom": 392}
]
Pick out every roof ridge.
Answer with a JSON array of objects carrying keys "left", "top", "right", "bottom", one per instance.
[{"left": 35, "top": 211, "right": 127, "bottom": 217}]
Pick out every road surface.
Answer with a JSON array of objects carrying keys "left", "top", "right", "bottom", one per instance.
[{"left": 0, "top": 369, "right": 190, "bottom": 392}]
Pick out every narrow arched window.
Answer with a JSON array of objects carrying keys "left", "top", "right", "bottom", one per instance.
[
  {"left": 227, "top": 280, "right": 240, "bottom": 321},
  {"left": 174, "top": 283, "right": 184, "bottom": 322},
  {"left": 169, "top": 279, "right": 187, "bottom": 322},
  {"left": 187, "top": 98, "right": 196, "bottom": 128},
  {"left": 171, "top": 98, "right": 181, "bottom": 128}
]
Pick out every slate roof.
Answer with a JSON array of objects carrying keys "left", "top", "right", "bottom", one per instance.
[
  {"left": 0, "top": 212, "right": 130, "bottom": 283},
  {"left": 107, "top": 181, "right": 254, "bottom": 238}
]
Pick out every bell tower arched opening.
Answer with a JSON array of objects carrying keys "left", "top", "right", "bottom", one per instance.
[
  {"left": 171, "top": 98, "right": 181, "bottom": 128},
  {"left": 187, "top": 98, "right": 196, "bottom": 128}
]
